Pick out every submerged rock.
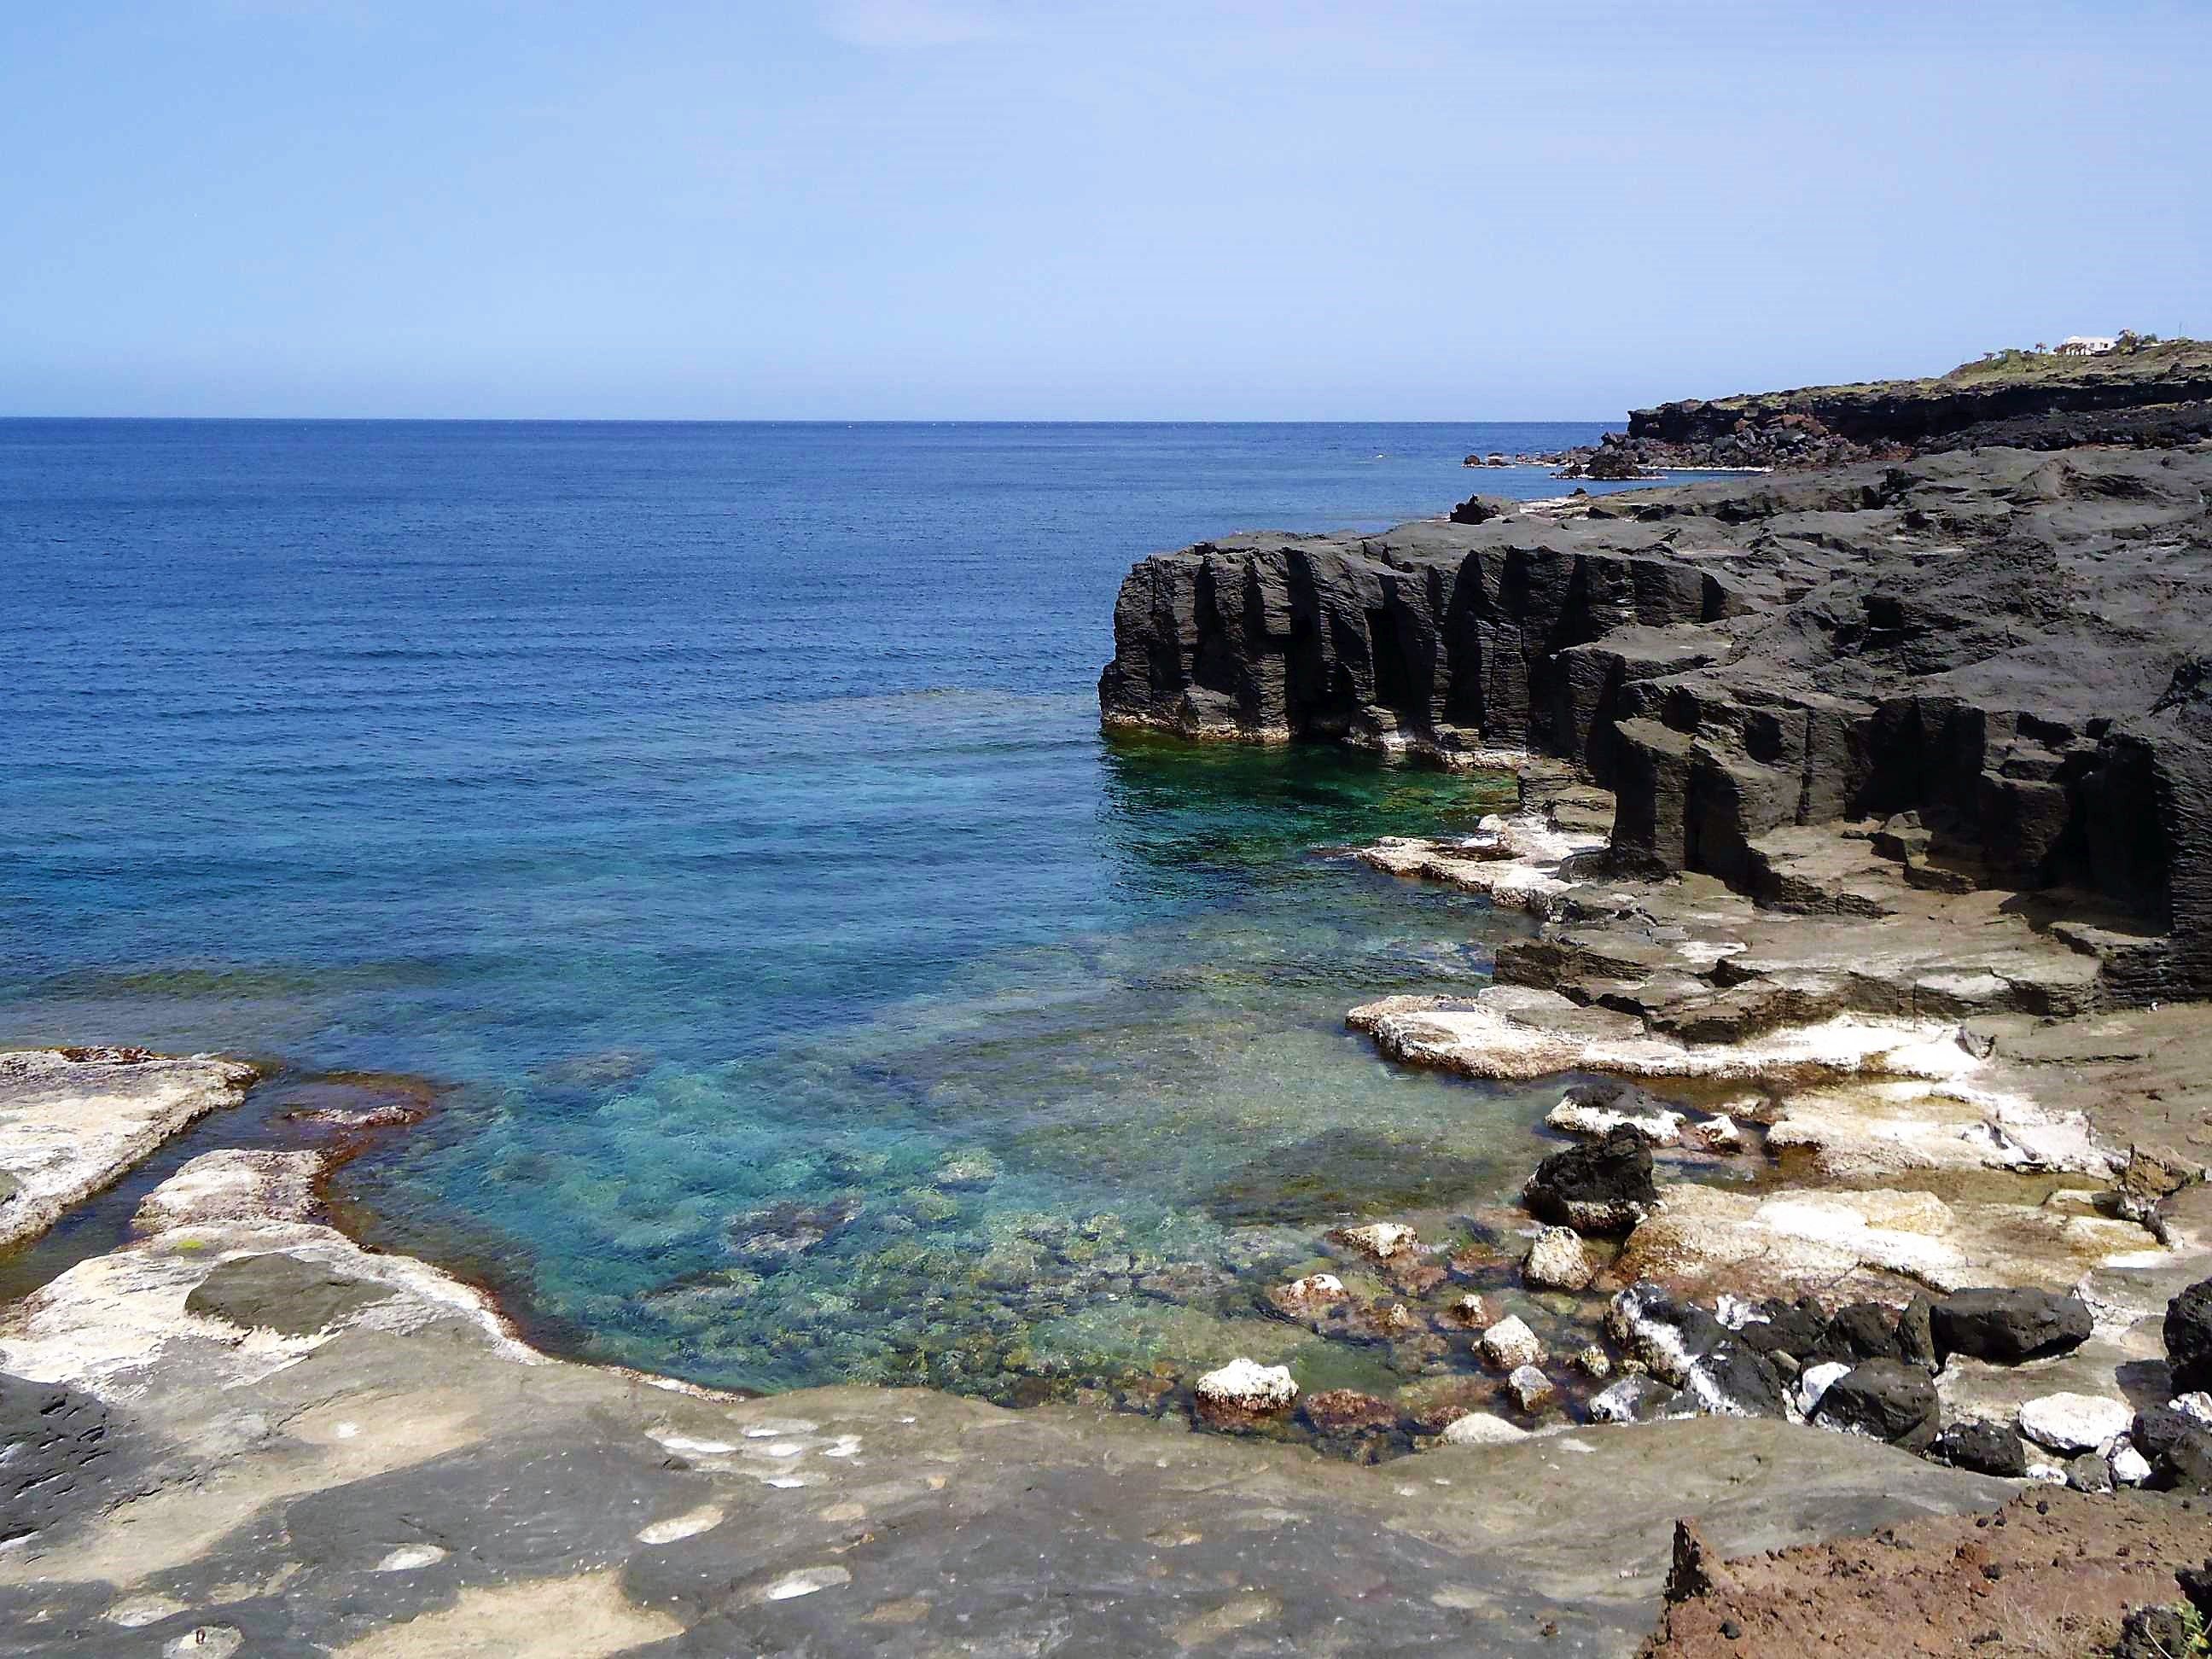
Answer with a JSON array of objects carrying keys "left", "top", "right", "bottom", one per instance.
[
  {"left": 1300, "top": 1388, "right": 1398, "bottom": 1437},
  {"left": 726, "top": 1194, "right": 863, "bottom": 1270},
  {"left": 1524, "top": 1127, "right": 1659, "bottom": 1236},
  {"left": 1931, "top": 1287, "right": 2094, "bottom": 1364}
]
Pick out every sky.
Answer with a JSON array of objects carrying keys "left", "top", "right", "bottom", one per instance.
[{"left": 3, "top": 0, "right": 2208, "bottom": 420}]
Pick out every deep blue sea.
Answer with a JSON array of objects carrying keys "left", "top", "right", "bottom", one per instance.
[{"left": 0, "top": 419, "right": 1639, "bottom": 1399}]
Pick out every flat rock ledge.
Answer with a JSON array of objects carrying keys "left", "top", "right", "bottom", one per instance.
[
  {"left": 1, "top": 1139, "right": 2024, "bottom": 1656},
  {"left": 0, "top": 1048, "right": 259, "bottom": 1249}
]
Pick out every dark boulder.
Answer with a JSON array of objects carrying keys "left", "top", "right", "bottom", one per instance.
[
  {"left": 1524, "top": 1127, "right": 1659, "bottom": 1236},
  {"left": 1896, "top": 1293, "right": 1939, "bottom": 1371},
  {"left": 1925, "top": 1417, "right": 2029, "bottom": 1477},
  {"left": 1811, "top": 1359, "right": 1940, "bottom": 1452},
  {"left": 1807, "top": 1302, "right": 1903, "bottom": 1366},
  {"left": 2133, "top": 1406, "right": 2205, "bottom": 1462},
  {"left": 1608, "top": 1284, "right": 1789, "bottom": 1418},
  {"left": 1930, "top": 1287, "right": 2093, "bottom": 1364},
  {"left": 1736, "top": 1295, "right": 1825, "bottom": 1362},
  {"left": 2, "top": 1372, "right": 112, "bottom": 1545},
  {"left": 2152, "top": 1426, "right": 2212, "bottom": 1495},
  {"left": 1447, "top": 494, "right": 1516, "bottom": 526},
  {"left": 2165, "top": 1276, "right": 2212, "bottom": 1394},
  {"left": 2179, "top": 1557, "right": 2212, "bottom": 1624}
]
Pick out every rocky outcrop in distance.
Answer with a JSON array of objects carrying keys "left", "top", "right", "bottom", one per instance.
[{"left": 1099, "top": 443, "right": 2212, "bottom": 1000}]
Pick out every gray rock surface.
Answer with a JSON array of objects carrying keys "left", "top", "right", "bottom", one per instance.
[{"left": 1101, "top": 445, "right": 2212, "bottom": 999}]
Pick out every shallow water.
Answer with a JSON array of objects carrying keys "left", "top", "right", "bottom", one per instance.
[{"left": 0, "top": 418, "right": 1646, "bottom": 1400}]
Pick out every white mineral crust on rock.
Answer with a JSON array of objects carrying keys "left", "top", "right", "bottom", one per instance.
[
  {"left": 1333, "top": 1222, "right": 1418, "bottom": 1260},
  {"left": 1194, "top": 1359, "right": 1298, "bottom": 1413},
  {"left": 2016, "top": 1392, "right": 2133, "bottom": 1455},
  {"left": 1522, "top": 1226, "right": 1595, "bottom": 1291},
  {"left": 1439, "top": 1411, "right": 1531, "bottom": 1446}
]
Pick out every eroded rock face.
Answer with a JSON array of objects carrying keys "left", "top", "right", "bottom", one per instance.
[{"left": 1101, "top": 445, "right": 2212, "bottom": 1000}]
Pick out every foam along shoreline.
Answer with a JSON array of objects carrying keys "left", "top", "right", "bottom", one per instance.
[{"left": 0, "top": 1087, "right": 2032, "bottom": 1656}]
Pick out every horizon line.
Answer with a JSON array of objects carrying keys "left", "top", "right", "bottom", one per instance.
[{"left": 0, "top": 413, "right": 1619, "bottom": 428}]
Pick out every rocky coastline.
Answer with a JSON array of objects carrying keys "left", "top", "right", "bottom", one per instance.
[
  {"left": 1100, "top": 433, "right": 2212, "bottom": 1646},
  {"left": 7, "top": 427, "right": 2212, "bottom": 1653}
]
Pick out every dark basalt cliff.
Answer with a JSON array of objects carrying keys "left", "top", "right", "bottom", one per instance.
[{"left": 1099, "top": 444, "right": 2212, "bottom": 998}]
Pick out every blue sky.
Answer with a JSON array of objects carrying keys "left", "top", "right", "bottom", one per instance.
[{"left": 3, "top": 1, "right": 2207, "bottom": 418}]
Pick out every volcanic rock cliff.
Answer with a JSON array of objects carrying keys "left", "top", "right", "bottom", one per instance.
[{"left": 1099, "top": 443, "right": 2212, "bottom": 999}]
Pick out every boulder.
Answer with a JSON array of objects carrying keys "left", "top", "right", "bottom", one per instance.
[
  {"left": 2016, "top": 1391, "right": 2133, "bottom": 1455},
  {"left": 1807, "top": 1301, "right": 1901, "bottom": 1365},
  {"left": 2110, "top": 1440, "right": 2154, "bottom": 1486},
  {"left": 2153, "top": 1426, "right": 2212, "bottom": 1494},
  {"left": 1522, "top": 1226, "right": 1596, "bottom": 1291},
  {"left": 1505, "top": 1365, "right": 1557, "bottom": 1414},
  {"left": 1589, "top": 1374, "right": 1686, "bottom": 1424},
  {"left": 1479, "top": 1315, "right": 1543, "bottom": 1371},
  {"left": 2064, "top": 1451, "right": 2116, "bottom": 1493},
  {"left": 1810, "top": 1359, "right": 1941, "bottom": 1452},
  {"left": 1524, "top": 1127, "right": 1659, "bottom": 1236},
  {"left": 1735, "top": 1296, "right": 1825, "bottom": 1363},
  {"left": 1608, "top": 1284, "right": 1789, "bottom": 1418},
  {"left": 1439, "top": 1411, "right": 1531, "bottom": 1447},
  {"left": 1896, "top": 1293, "right": 1939, "bottom": 1371},
  {"left": 1545, "top": 1080, "right": 1685, "bottom": 1146},
  {"left": 1794, "top": 1360, "right": 1852, "bottom": 1418},
  {"left": 1925, "top": 1418, "right": 2029, "bottom": 1478},
  {"left": 2165, "top": 1276, "right": 2212, "bottom": 1394},
  {"left": 1930, "top": 1287, "right": 2094, "bottom": 1364},
  {"left": 1193, "top": 1359, "right": 1298, "bottom": 1427},
  {"left": 1447, "top": 494, "right": 1516, "bottom": 526},
  {"left": 1575, "top": 1344, "right": 1612, "bottom": 1380},
  {"left": 1266, "top": 1272, "right": 1348, "bottom": 1323},
  {"left": 2135, "top": 1406, "right": 2207, "bottom": 1461}
]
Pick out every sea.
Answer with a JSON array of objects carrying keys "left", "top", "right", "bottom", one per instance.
[{"left": 0, "top": 418, "right": 1651, "bottom": 1400}]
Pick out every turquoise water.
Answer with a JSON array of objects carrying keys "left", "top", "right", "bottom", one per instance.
[{"left": 0, "top": 419, "right": 1636, "bottom": 1398}]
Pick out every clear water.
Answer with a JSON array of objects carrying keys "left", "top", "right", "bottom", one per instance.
[{"left": 0, "top": 419, "right": 1642, "bottom": 1399}]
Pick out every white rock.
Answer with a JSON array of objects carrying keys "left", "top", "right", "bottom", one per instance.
[
  {"left": 1479, "top": 1315, "right": 1543, "bottom": 1371},
  {"left": 1575, "top": 1344, "right": 1611, "bottom": 1380},
  {"left": 1447, "top": 1293, "right": 1491, "bottom": 1326},
  {"left": 2016, "top": 1392, "right": 2133, "bottom": 1454},
  {"left": 1522, "top": 1226, "right": 1594, "bottom": 1292},
  {"left": 2025, "top": 1461, "right": 2069, "bottom": 1485},
  {"left": 1439, "top": 1411, "right": 1531, "bottom": 1446},
  {"left": 1334, "top": 1222, "right": 1418, "bottom": 1261},
  {"left": 1194, "top": 1358, "right": 1298, "bottom": 1414},
  {"left": 1506, "top": 1364, "right": 1557, "bottom": 1413},
  {"left": 1714, "top": 1294, "right": 1763, "bottom": 1330},
  {"left": 1796, "top": 1360, "right": 1852, "bottom": 1418},
  {"left": 1281, "top": 1272, "right": 1346, "bottom": 1302},
  {"left": 1691, "top": 1115, "right": 1744, "bottom": 1152},
  {"left": 2171, "top": 1391, "right": 2212, "bottom": 1426},
  {"left": 2110, "top": 1441, "right": 2153, "bottom": 1487},
  {"left": 1546, "top": 1097, "right": 1683, "bottom": 1146}
]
